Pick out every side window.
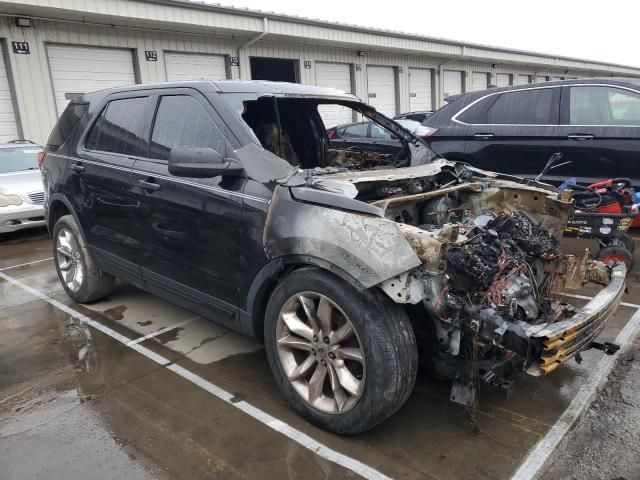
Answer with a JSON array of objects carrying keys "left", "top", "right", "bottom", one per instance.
[
  {"left": 569, "top": 86, "right": 640, "bottom": 125},
  {"left": 456, "top": 97, "right": 491, "bottom": 124},
  {"left": 340, "top": 122, "right": 369, "bottom": 138},
  {"left": 486, "top": 89, "right": 555, "bottom": 125},
  {"left": 150, "top": 95, "right": 227, "bottom": 161},
  {"left": 85, "top": 97, "right": 148, "bottom": 156},
  {"left": 369, "top": 123, "right": 394, "bottom": 139}
]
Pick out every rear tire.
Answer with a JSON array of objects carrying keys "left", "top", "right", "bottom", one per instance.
[
  {"left": 596, "top": 245, "right": 634, "bottom": 270},
  {"left": 264, "top": 268, "right": 418, "bottom": 434},
  {"left": 53, "top": 214, "right": 115, "bottom": 303}
]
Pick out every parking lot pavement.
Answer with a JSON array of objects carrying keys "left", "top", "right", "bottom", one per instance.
[{"left": 1, "top": 229, "right": 640, "bottom": 480}]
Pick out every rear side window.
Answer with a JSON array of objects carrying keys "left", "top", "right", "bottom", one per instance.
[
  {"left": 339, "top": 123, "right": 368, "bottom": 138},
  {"left": 47, "top": 103, "right": 89, "bottom": 147},
  {"left": 569, "top": 86, "right": 640, "bottom": 125},
  {"left": 85, "top": 97, "right": 148, "bottom": 157},
  {"left": 486, "top": 89, "right": 555, "bottom": 125},
  {"left": 150, "top": 95, "right": 227, "bottom": 161}
]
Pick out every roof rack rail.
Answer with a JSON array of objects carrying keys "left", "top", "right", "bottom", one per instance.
[{"left": 5, "top": 139, "right": 36, "bottom": 144}]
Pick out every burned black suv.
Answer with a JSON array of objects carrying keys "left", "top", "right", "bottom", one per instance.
[{"left": 42, "top": 81, "right": 626, "bottom": 434}]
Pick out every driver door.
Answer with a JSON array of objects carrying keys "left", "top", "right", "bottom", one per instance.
[{"left": 130, "top": 90, "right": 246, "bottom": 328}]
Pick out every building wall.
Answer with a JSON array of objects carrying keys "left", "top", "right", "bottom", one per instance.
[{"left": 0, "top": 14, "right": 634, "bottom": 144}]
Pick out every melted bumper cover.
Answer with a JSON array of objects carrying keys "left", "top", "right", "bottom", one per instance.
[{"left": 527, "top": 264, "right": 627, "bottom": 376}]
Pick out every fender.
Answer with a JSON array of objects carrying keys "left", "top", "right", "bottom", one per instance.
[{"left": 47, "top": 193, "right": 87, "bottom": 242}]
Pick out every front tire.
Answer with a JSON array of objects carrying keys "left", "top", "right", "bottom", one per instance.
[
  {"left": 264, "top": 268, "right": 418, "bottom": 434},
  {"left": 53, "top": 215, "right": 115, "bottom": 303}
]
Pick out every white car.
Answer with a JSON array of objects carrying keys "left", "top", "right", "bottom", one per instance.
[{"left": 0, "top": 141, "right": 46, "bottom": 236}]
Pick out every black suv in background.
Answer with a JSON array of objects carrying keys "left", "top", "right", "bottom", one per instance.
[
  {"left": 422, "top": 78, "right": 640, "bottom": 185},
  {"left": 41, "top": 81, "right": 624, "bottom": 435}
]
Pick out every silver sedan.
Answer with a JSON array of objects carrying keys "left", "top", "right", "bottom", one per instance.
[{"left": 0, "top": 141, "right": 46, "bottom": 235}]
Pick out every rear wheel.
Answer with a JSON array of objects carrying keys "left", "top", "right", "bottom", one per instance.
[
  {"left": 596, "top": 245, "right": 634, "bottom": 270},
  {"left": 264, "top": 268, "right": 417, "bottom": 434},
  {"left": 53, "top": 215, "right": 115, "bottom": 303}
]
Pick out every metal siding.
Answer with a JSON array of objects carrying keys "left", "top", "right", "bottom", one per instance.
[
  {"left": 471, "top": 72, "right": 489, "bottom": 91},
  {"left": 315, "top": 62, "right": 353, "bottom": 127},
  {"left": 408, "top": 68, "right": 432, "bottom": 111},
  {"left": 366, "top": 65, "right": 397, "bottom": 117},
  {"left": 443, "top": 70, "right": 463, "bottom": 97},
  {"left": 164, "top": 52, "right": 227, "bottom": 81},
  {"left": 0, "top": 45, "right": 18, "bottom": 142},
  {"left": 47, "top": 44, "right": 136, "bottom": 115}
]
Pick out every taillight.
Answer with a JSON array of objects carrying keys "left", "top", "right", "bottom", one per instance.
[
  {"left": 327, "top": 129, "right": 336, "bottom": 139},
  {"left": 37, "top": 151, "right": 46, "bottom": 169},
  {"left": 414, "top": 126, "right": 438, "bottom": 138}
]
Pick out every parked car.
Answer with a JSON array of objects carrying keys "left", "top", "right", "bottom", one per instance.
[
  {"left": 43, "top": 81, "right": 624, "bottom": 434},
  {"left": 0, "top": 140, "right": 46, "bottom": 237},
  {"left": 422, "top": 78, "right": 640, "bottom": 186},
  {"left": 327, "top": 119, "right": 429, "bottom": 153},
  {"left": 394, "top": 110, "right": 433, "bottom": 122}
]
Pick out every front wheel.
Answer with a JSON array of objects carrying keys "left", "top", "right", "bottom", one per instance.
[
  {"left": 53, "top": 214, "right": 115, "bottom": 303},
  {"left": 264, "top": 268, "right": 418, "bottom": 434}
]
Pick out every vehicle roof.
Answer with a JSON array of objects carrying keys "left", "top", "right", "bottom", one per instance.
[
  {"left": 0, "top": 141, "right": 41, "bottom": 149},
  {"left": 75, "top": 80, "right": 359, "bottom": 104},
  {"left": 444, "top": 77, "right": 640, "bottom": 104}
]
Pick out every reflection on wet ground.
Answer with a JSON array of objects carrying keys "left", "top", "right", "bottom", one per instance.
[{"left": 1, "top": 230, "right": 639, "bottom": 479}]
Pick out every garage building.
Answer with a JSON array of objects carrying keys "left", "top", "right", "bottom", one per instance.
[{"left": 1, "top": 0, "right": 640, "bottom": 144}]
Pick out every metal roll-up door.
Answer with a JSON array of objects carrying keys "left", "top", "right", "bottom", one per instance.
[
  {"left": 534, "top": 75, "right": 549, "bottom": 83},
  {"left": 48, "top": 45, "right": 136, "bottom": 115},
  {"left": 471, "top": 72, "right": 489, "bottom": 91},
  {"left": 496, "top": 73, "right": 511, "bottom": 87},
  {"left": 165, "top": 52, "right": 228, "bottom": 82},
  {"left": 0, "top": 46, "right": 18, "bottom": 142},
  {"left": 367, "top": 66, "right": 397, "bottom": 117},
  {"left": 443, "top": 70, "right": 464, "bottom": 98},
  {"left": 316, "top": 62, "right": 353, "bottom": 127},
  {"left": 516, "top": 75, "right": 531, "bottom": 85},
  {"left": 409, "top": 68, "right": 433, "bottom": 111}
]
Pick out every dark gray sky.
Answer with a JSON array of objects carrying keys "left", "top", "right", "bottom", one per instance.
[{"left": 208, "top": 0, "right": 638, "bottom": 67}]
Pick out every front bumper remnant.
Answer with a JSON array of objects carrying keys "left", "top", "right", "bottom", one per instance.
[{"left": 527, "top": 264, "right": 627, "bottom": 376}]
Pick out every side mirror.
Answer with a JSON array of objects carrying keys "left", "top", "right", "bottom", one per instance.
[{"left": 168, "top": 147, "right": 243, "bottom": 178}]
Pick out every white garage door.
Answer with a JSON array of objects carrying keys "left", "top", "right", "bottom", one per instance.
[
  {"left": 48, "top": 45, "right": 136, "bottom": 115},
  {"left": 534, "top": 75, "right": 549, "bottom": 83},
  {"left": 165, "top": 52, "right": 227, "bottom": 82},
  {"left": 0, "top": 46, "right": 18, "bottom": 142},
  {"left": 443, "top": 70, "right": 463, "bottom": 98},
  {"left": 516, "top": 75, "right": 531, "bottom": 85},
  {"left": 496, "top": 73, "right": 511, "bottom": 87},
  {"left": 316, "top": 62, "right": 353, "bottom": 127},
  {"left": 367, "top": 66, "right": 397, "bottom": 117},
  {"left": 409, "top": 68, "right": 433, "bottom": 111},
  {"left": 471, "top": 72, "right": 489, "bottom": 91}
]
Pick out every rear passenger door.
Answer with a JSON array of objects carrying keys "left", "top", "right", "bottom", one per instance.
[
  {"left": 77, "top": 95, "right": 151, "bottom": 281},
  {"left": 462, "top": 87, "right": 561, "bottom": 178},
  {"left": 130, "top": 90, "right": 245, "bottom": 327},
  {"left": 558, "top": 85, "right": 640, "bottom": 186}
]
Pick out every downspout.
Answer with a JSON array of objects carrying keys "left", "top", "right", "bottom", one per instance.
[{"left": 238, "top": 17, "right": 269, "bottom": 79}]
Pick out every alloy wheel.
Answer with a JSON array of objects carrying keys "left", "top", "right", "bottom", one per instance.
[
  {"left": 275, "top": 292, "right": 366, "bottom": 414},
  {"left": 56, "top": 227, "right": 84, "bottom": 292}
]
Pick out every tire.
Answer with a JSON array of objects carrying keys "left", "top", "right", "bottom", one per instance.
[
  {"left": 264, "top": 268, "right": 418, "bottom": 434},
  {"left": 619, "top": 234, "right": 636, "bottom": 253},
  {"left": 52, "top": 214, "right": 115, "bottom": 303},
  {"left": 596, "top": 245, "right": 634, "bottom": 270}
]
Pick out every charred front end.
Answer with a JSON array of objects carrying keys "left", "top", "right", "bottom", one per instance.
[{"left": 264, "top": 159, "right": 626, "bottom": 403}]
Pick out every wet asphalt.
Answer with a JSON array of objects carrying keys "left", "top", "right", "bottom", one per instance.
[{"left": 1, "top": 228, "right": 639, "bottom": 480}]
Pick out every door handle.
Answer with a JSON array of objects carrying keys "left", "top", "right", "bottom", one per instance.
[
  {"left": 567, "top": 133, "right": 595, "bottom": 141},
  {"left": 473, "top": 133, "right": 495, "bottom": 140},
  {"left": 70, "top": 163, "right": 85, "bottom": 173},
  {"left": 138, "top": 179, "right": 161, "bottom": 192}
]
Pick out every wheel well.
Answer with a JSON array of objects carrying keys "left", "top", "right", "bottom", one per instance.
[
  {"left": 48, "top": 200, "right": 71, "bottom": 232},
  {"left": 248, "top": 261, "right": 364, "bottom": 341}
]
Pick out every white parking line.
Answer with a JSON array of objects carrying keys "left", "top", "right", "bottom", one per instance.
[
  {"left": 126, "top": 316, "right": 199, "bottom": 346},
  {"left": 511, "top": 308, "right": 640, "bottom": 480},
  {"left": 0, "top": 257, "right": 54, "bottom": 272},
  {"left": 563, "top": 292, "right": 640, "bottom": 310},
  {"left": 0, "top": 270, "right": 391, "bottom": 480}
]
